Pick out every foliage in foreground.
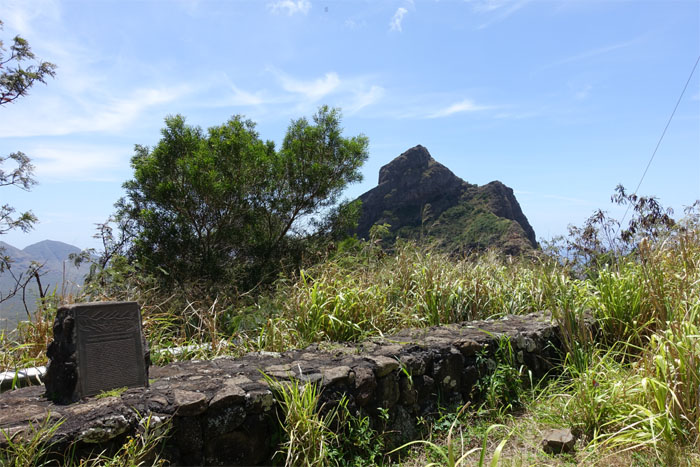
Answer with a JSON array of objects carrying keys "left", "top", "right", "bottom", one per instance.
[
  {"left": 0, "top": 414, "right": 170, "bottom": 467},
  {"left": 390, "top": 403, "right": 511, "bottom": 467},
  {"left": 1, "top": 195, "right": 699, "bottom": 464},
  {"left": 258, "top": 239, "right": 569, "bottom": 352},
  {"left": 265, "top": 374, "right": 386, "bottom": 467}
]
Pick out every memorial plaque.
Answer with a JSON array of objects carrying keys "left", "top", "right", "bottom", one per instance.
[{"left": 45, "top": 301, "right": 149, "bottom": 404}]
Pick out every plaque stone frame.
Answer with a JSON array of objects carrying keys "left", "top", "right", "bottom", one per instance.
[{"left": 45, "top": 301, "right": 149, "bottom": 404}]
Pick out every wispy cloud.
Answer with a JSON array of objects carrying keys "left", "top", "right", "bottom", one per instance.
[
  {"left": 224, "top": 81, "right": 266, "bottom": 106},
  {"left": 80, "top": 85, "right": 191, "bottom": 132},
  {"left": 0, "top": 84, "right": 192, "bottom": 137},
  {"left": 268, "top": 0, "right": 311, "bottom": 16},
  {"left": 389, "top": 7, "right": 408, "bottom": 32},
  {"left": 345, "top": 85, "right": 385, "bottom": 114},
  {"left": 0, "top": 1, "right": 195, "bottom": 138},
  {"left": 30, "top": 143, "right": 127, "bottom": 182},
  {"left": 262, "top": 68, "right": 385, "bottom": 115},
  {"left": 345, "top": 18, "right": 367, "bottom": 30},
  {"left": 428, "top": 98, "right": 493, "bottom": 118},
  {"left": 514, "top": 190, "right": 593, "bottom": 206},
  {"left": 470, "top": 0, "right": 514, "bottom": 13},
  {"left": 543, "top": 38, "right": 639, "bottom": 69},
  {"left": 1, "top": 0, "right": 60, "bottom": 35},
  {"left": 275, "top": 71, "right": 340, "bottom": 101},
  {"left": 468, "top": 0, "right": 531, "bottom": 29}
]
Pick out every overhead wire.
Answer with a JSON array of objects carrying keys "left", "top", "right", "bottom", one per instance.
[{"left": 617, "top": 54, "right": 700, "bottom": 230}]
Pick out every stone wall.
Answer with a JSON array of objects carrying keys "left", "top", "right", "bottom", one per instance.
[{"left": 0, "top": 311, "right": 581, "bottom": 465}]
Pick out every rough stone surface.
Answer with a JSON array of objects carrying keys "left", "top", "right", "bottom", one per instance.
[
  {"left": 44, "top": 301, "right": 149, "bottom": 404},
  {"left": 542, "top": 428, "right": 576, "bottom": 454},
  {"left": 354, "top": 145, "right": 538, "bottom": 254},
  {"left": 0, "top": 311, "right": 589, "bottom": 465}
]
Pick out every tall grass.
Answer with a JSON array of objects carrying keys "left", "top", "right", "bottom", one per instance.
[
  {"left": 0, "top": 414, "right": 63, "bottom": 467},
  {"left": 0, "top": 414, "right": 170, "bottom": 466},
  {"left": 0, "top": 293, "right": 59, "bottom": 373},
  {"left": 257, "top": 244, "right": 571, "bottom": 351},
  {"left": 264, "top": 375, "right": 340, "bottom": 467},
  {"left": 539, "top": 221, "right": 700, "bottom": 461},
  {"left": 389, "top": 403, "right": 511, "bottom": 467}
]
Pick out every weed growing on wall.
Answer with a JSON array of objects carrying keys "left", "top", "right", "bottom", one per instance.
[{"left": 474, "top": 336, "right": 525, "bottom": 415}]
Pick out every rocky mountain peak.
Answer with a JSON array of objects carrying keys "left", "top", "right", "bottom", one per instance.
[
  {"left": 354, "top": 146, "right": 537, "bottom": 255},
  {"left": 375, "top": 145, "right": 464, "bottom": 198},
  {"left": 378, "top": 145, "right": 432, "bottom": 184}
]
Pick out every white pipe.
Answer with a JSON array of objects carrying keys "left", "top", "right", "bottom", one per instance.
[{"left": 0, "top": 340, "right": 230, "bottom": 391}]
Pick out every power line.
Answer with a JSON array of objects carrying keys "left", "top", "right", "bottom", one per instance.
[{"left": 618, "top": 54, "right": 700, "bottom": 229}]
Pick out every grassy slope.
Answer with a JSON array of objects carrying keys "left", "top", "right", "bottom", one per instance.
[{"left": 377, "top": 189, "right": 534, "bottom": 257}]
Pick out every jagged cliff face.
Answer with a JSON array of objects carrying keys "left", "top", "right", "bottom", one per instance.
[{"left": 355, "top": 145, "right": 537, "bottom": 255}]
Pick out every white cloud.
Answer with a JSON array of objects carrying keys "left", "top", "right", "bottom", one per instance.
[
  {"left": 226, "top": 83, "right": 266, "bottom": 106},
  {"left": 0, "top": 1, "right": 194, "bottom": 138},
  {"left": 276, "top": 71, "right": 341, "bottom": 101},
  {"left": 345, "top": 18, "right": 367, "bottom": 30},
  {"left": 390, "top": 7, "right": 408, "bottom": 32},
  {"left": 191, "top": 73, "right": 283, "bottom": 110},
  {"left": 80, "top": 86, "right": 190, "bottom": 132},
  {"left": 469, "top": 0, "right": 514, "bottom": 13},
  {"left": 1, "top": 0, "right": 61, "bottom": 35},
  {"left": 429, "top": 99, "right": 492, "bottom": 118},
  {"left": 260, "top": 68, "right": 386, "bottom": 115},
  {"left": 467, "top": 0, "right": 531, "bottom": 29},
  {"left": 346, "top": 85, "right": 385, "bottom": 114},
  {"left": 543, "top": 38, "right": 639, "bottom": 69},
  {"left": 30, "top": 144, "right": 127, "bottom": 182},
  {"left": 514, "top": 190, "right": 593, "bottom": 206},
  {"left": 268, "top": 0, "right": 311, "bottom": 16},
  {"left": 0, "top": 84, "right": 192, "bottom": 137}
]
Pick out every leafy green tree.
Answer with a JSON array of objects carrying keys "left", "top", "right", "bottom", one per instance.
[{"left": 118, "top": 106, "right": 368, "bottom": 291}]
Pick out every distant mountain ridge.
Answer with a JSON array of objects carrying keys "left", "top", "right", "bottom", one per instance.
[
  {"left": 22, "top": 240, "right": 83, "bottom": 265},
  {"left": 354, "top": 145, "right": 537, "bottom": 254},
  {"left": 0, "top": 240, "right": 82, "bottom": 268},
  {"left": 0, "top": 240, "right": 87, "bottom": 331}
]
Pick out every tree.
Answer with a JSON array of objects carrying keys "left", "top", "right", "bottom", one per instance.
[
  {"left": 0, "top": 151, "right": 36, "bottom": 237},
  {"left": 0, "top": 20, "right": 57, "bottom": 105},
  {"left": 546, "top": 185, "right": 681, "bottom": 279},
  {"left": 118, "top": 106, "right": 368, "bottom": 291},
  {"left": 0, "top": 19, "right": 56, "bottom": 239},
  {"left": 0, "top": 19, "right": 56, "bottom": 305}
]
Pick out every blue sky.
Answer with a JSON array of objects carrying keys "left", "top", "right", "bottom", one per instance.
[{"left": 1, "top": 0, "right": 698, "bottom": 250}]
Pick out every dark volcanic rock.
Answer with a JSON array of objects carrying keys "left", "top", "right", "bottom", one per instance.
[{"left": 355, "top": 145, "right": 537, "bottom": 254}]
